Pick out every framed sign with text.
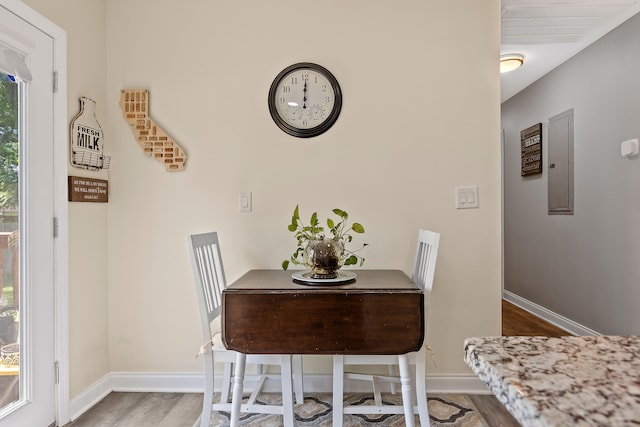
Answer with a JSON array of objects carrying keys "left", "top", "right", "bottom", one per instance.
[
  {"left": 68, "top": 176, "right": 108, "bottom": 203},
  {"left": 521, "top": 123, "right": 542, "bottom": 176}
]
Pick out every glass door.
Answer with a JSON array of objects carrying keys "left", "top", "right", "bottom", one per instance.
[{"left": 0, "top": 3, "right": 56, "bottom": 426}]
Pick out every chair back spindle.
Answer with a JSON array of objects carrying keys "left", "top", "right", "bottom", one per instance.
[
  {"left": 412, "top": 229, "right": 440, "bottom": 293},
  {"left": 188, "top": 232, "right": 227, "bottom": 341}
]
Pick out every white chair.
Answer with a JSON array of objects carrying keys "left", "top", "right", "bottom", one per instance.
[
  {"left": 332, "top": 229, "right": 440, "bottom": 427},
  {"left": 188, "top": 232, "right": 304, "bottom": 427}
]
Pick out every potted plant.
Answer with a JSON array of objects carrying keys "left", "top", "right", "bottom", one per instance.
[{"left": 282, "top": 205, "right": 367, "bottom": 279}]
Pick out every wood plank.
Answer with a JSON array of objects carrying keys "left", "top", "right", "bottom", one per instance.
[{"left": 224, "top": 291, "right": 423, "bottom": 354}]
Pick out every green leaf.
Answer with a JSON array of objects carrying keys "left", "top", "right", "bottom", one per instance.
[
  {"left": 310, "top": 212, "right": 318, "bottom": 227},
  {"left": 288, "top": 224, "right": 297, "bottom": 232},
  {"left": 327, "top": 218, "right": 335, "bottom": 229},
  {"left": 282, "top": 260, "right": 290, "bottom": 270},
  {"left": 352, "top": 223, "right": 365, "bottom": 233},
  {"left": 333, "top": 208, "right": 348, "bottom": 218},
  {"left": 293, "top": 205, "right": 300, "bottom": 220},
  {"left": 344, "top": 255, "right": 358, "bottom": 265}
]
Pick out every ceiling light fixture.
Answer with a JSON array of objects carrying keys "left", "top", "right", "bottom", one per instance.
[{"left": 500, "top": 53, "right": 524, "bottom": 73}]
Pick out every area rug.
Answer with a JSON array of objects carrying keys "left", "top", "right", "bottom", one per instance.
[{"left": 209, "top": 393, "right": 488, "bottom": 426}]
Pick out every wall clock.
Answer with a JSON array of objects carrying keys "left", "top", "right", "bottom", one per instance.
[{"left": 268, "top": 62, "right": 342, "bottom": 138}]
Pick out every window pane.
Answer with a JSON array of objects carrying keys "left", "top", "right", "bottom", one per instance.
[{"left": 0, "top": 71, "right": 19, "bottom": 410}]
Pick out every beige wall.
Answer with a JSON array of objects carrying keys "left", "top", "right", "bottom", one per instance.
[
  {"left": 105, "top": 0, "right": 501, "bottom": 376},
  {"left": 23, "top": 0, "right": 501, "bottom": 399},
  {"left": 22, "top": 0, "right": 109, "bottom": 398}
]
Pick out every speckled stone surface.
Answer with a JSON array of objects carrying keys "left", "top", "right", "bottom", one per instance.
[{"left": 464, "top": 336, "right": 640, "bottom": 427}]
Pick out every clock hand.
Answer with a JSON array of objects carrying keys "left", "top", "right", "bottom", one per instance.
[{"left": 303, "top": 80, "right": 307, "bottom": 109}]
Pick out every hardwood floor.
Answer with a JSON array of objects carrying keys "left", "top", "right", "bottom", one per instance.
[
  {"left": 502, "top": 299, "right": 569, "bottom": 337},
  {"left": 469, "top": 393, "right": 520, "bottom": 426},
  {"left": 64, "top": 301, "right": 567, "bottom": 426},
  {"left": 65, "top": 392, "right": 202, "bottom": 426}
]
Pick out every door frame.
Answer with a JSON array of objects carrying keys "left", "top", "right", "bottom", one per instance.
[{"left": 0, "top": 0, "right": 69, "bottom": 424}]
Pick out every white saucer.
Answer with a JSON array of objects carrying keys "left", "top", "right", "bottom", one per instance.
[{"left": 291, "top": 270, "right": 357, "bottom": 285}]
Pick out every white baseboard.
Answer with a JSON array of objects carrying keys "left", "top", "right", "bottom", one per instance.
[
  {"left": 68, "top": 375, "right": 112, "bottom": 423},
  {"left": 69, "top": 372, "right": 488, "bottom": 421},
  {"left": 425, "top": 375, "right": 491, "bottom": 394},
  {"left": 503, "top": 290, "right": 601, "bottom": 336},
  {"left": 110, "top": 372, "right": 204, "bottom": 393}
]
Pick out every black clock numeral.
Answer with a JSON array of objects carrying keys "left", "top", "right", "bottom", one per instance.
[
  {"left": 279, "top": 96, "right": 286, "bottom": 104},
  {"left": 301, "top": 73, "right": 309, "bottom": 80},
  {"left": 321, "top": 84, "right": 327, "bottom": 92},
  {"left": 282, "top": 86, "right": 291, "bottom": 93},
  {"left": 290, "top": 77, "right": 298, "bottom": 84},
  {"left": 325, "top": 96, "right": 331, "bottom": 103}
]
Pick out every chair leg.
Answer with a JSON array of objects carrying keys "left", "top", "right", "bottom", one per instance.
[
  {"left": 387, "top": 363, "right": 398, "bottom": 395},
  {"left": 200, "top": 353, "right": 214, "bottom": 427},
  {"left": 230, "top": 353, "right": 246, "bottom": 427},
  {"left": 372, "top": 376, "right": 383, "bottom": 406},
  {"left": 280, "top": 355, "right": 295, "bottom": 427},
  {"left": 220, "top": 361, "right": 232, "bottom": 403},
  {"left": 398, "top": 354, "right": 415, "bottom": 427},
  {"left": 416, "top": 349, "right": 430, "bottom": 426},
  {"left": 292, "top": 354, "right": 304, "bottom": 404},
  {"left": 332, "top": 355, "right": 345, "bottom": 427}
]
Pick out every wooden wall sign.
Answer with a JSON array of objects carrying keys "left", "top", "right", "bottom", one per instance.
[
  {"left": 68, "top": 176, "right": 109, "bottom": 203},
  {"left": 70, "top": 97, "right": 111, "bottom": 171},
  {"left": 521, "top": 123, "right": 542, "bottom": 176}
]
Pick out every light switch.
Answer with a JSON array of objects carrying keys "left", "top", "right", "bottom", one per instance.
[
  {"left": 239, "top": 191, "right": 252, "bottom": 212},
  {"left": 455, "top": 186, "right": 479, "bottom": 209},
  {"left": 621, "top": 138, "right": 639, "bottom": 158}
]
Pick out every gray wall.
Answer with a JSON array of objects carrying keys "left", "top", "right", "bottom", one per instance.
[{"left": 502, "top": 12, "right": 640, "bottom": 335}]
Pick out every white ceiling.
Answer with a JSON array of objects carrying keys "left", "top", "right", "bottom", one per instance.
[{"left": 501, "top": 0, "right": 640, "bottom": 102}]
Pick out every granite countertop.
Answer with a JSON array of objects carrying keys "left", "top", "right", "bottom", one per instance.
[{"left": 464, "top": 335, "right": 640, "bottom": 427}]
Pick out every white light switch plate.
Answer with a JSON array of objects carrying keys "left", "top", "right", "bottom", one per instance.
[
  {"left": 239, "top": 191, "right": 252, "bottom": 212},
  {"left": 455, "top": 186, "right": 479, "bottom": 209}
]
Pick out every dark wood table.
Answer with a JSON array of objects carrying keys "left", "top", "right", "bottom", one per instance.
[{"left": 221, "top": 269, "right": 425, "bottom": 427}]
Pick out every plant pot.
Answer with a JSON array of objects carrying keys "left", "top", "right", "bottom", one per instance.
[
  {"left": 304, "top": 238, "right": 345, "bottom": 279},
  {"left": 1, "top": 342, "right": 19, "bottom": 366}
]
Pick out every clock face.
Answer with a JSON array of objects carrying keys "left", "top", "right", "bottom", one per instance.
[{"left": 268, "top": 63, "right": 342, "bottom": 138}]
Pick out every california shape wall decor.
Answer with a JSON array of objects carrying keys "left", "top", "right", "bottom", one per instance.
[{"left": 119, "top": 89, "right": 187, "bottom": 171}]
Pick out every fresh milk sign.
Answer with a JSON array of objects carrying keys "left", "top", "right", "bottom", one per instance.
[{"left": 70, "top": 97, "right": 111, "bottom": 171}]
